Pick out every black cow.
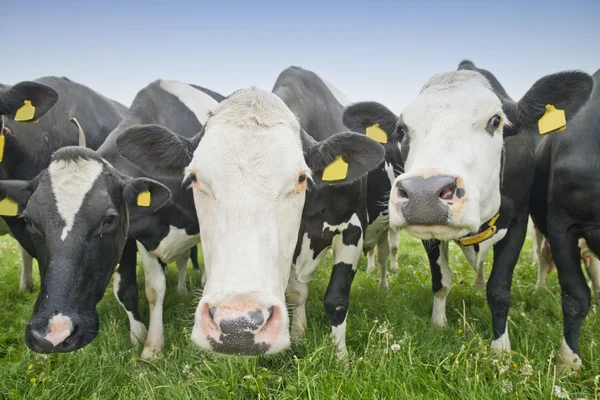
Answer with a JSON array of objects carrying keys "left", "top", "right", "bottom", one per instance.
[
  {"left": 115, "top": 82, "right": 385, "bottom": 356},
  {"left": 530, "top": 67, "right": 600, "bottom": 371},
  {"left": 349, "top": 62, "right": 593, "bottom": 363},
  {"left": 1, "top": 77, "right": 127, "bottom": 292},
  {"left": 0, "top": 79, "right": 223, "bottom": 359}
]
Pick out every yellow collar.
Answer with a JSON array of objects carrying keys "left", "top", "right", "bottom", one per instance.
[{"left": 457, "top": 214, "right": 500, "bottom": 246}]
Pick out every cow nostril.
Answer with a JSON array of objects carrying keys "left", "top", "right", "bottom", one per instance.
[
  {"left": 397, "top": 187, "right": 408, "bottom": 199},
  {"left": 208, "top": 306, "right": 217, "bottom": 320},
  {"left": 266, "top": 306, "right": 274, "bottom": 324},
  {"left": 439, "top": 187, "right": 455, "bottom": 200}
]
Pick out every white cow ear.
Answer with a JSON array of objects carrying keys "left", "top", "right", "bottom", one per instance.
[
  {"left": 123, "top": 178, "right": 171, "bottom": 215},
  {"left": 307, "top": 131, "right": 385, "bottom": 188},
  {"left": 508, "top": 71, "right": 593, "bottom": 135},
  {"left": 0, "top": 180, "right": 33, "bottom": 216}
]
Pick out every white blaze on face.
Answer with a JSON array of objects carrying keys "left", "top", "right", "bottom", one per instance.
[
  {"left": 159, "top": 80, "right": 219, "bottom": 125},
  {"left": 187, "top": 88, "right": 308, "bottom": 350},
  {"left": 390, "top": 71, "right": 506, "bottom": 237},
  {"left": 49, "top": 157, "right": 104, "bottom": 241}
]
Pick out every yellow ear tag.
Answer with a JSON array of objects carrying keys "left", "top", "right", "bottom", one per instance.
[
  {"left": 366, "top": 123, "right": 388, "bottom": 144},
  {"left": 538, "top": 104, "right": 566, "bottom": 135},
  {"left": 0, "top": 197, "right": 18, "bottom": 216},
  {"left": 0, "top": 135, "right": 5, "bottom": 163},
  {"left": 137, "top": 191, "right": 151, "bottom": 207},
  {"left": 14, "top": 100, "right": 36, "bottom": 122},
  {"left": 322, "top": 156, "right": 348, "bottom": 182}
]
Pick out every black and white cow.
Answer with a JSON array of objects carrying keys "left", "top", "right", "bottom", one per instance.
[
  {"left": 350, "top": 62, "right": 593, "bottom": 361},
  {"left": 529, "top": 67, "right": 600, "bottom": 370},
  {"left": 270, "top": 67, "right": 404, "bottom": 357},
  {"left": 0, "top": 80, "right": 223, "bottom": 359},
  {"left": 116, "top": 84, "right": 385, "bottom": 356},
  {"left": 1, "top": 77, "right": 127, "bottom": 292}
]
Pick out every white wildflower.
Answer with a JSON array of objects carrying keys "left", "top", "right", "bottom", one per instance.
[
  {"left": 520, "top": 362, "right": 533, "bottom": 377},
  {"left": 243, "top": 375, "right": 253, "bottom": 381},
  {"left": 499, "top": 365, "right": 509, "bottom": 375},
  {"left": 553, "top": 385, "right": 570, "bottom": 399},
  {"left": 377, "top": 326, "right": 389, "bottom": 334},
  {"left": 391, "top": 344, "right": 400, "bottom": 352},
  {"left": 500, "top": 380, "right": 513, "bottom": 393}
]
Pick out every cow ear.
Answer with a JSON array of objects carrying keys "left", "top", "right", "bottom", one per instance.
[
  {"left": 343, "top": 102, "right": 400, "bottom": 142},
  {"left": 510, "top": 71, "right": 593, "bottom": 134},
  {"left": 117, "top": 124, "right": 200, "bottom": 179},
  {"left": 0, "top": 180, "right": 33, "bottom": 216},
  {"left": 307, "top": 131, "right": 385, "bottom": 187},
  {"left": 0, "top": 81, "right": 59, "bottom": 122},
  {"left": 123, "top": 178, "right": 171, "bottom": 216}
]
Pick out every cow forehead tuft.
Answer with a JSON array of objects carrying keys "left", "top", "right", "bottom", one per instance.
[
  {"left": 421, "top": 70, "right": 492, "bottom": 93},
  {"left": 52, "top": 146, "right": 105, "bottom": 164},
  {"left": 208, "top": 87, "right": 300, "bottom": 132}
]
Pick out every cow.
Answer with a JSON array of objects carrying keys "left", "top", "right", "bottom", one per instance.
[
  {"left": 347, "top": 62, "right": 593, "bottom": 367},
  {"left": 271, "top": 67, "right": 404, "bottom": 357},
  {"left": 529, "top": 67, "right": 600, "bottom": 370},
  {"left": 115, "top": 84, "right": 385, "bottom": 357},
  {"left": 1, "top": 77, "right": 127, "bottom": 292},
  {"left": 0, "top": 79, "right": 223, "bottom": 359}
]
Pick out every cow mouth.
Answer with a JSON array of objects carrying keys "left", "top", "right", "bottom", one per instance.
[{"left": 403, "top": 224, "right": 472, "bottom": 241}]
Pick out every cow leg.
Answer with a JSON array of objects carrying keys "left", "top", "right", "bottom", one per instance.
[
  {"left": 377, "top": 235, "right": 391, "bottom": 290},
  {"left": 533, "top": 225, "right": 554, "bottom": 288},
  {"left": 136, "top": 242, "right": 166, "bottom": 360},
  {"left": 425, "top": 239, "right": 451, "bottom": 327},
  {"left": 18, "top": 245, "right": 34, "bottom": 292},
  {"left": 547, "top": 221, "right": 590, "bottom": 371},
  {"left": 388, "top": 229, "right": 400, "bottom": 272},
  {"left": 461, "top": 244, "right": 485, "bottom": 290},
  {"left": 366, "top": 248, "right": 376, "bottom": 273},
  {"left": 325, "top": 229, "right": 363, "bottom": 361},
  {"left": 176, "top": 253, "right": 188, "bottom": 295},
  {"left": 579, "top": 239, "right": 600, "bottom": 305},
  {"left": 112, "top": 239, "right": 147, "bottom": 345},
  {"left": 286, "top": 274, "right": 309, "bottom": 342},
  {"left": 488, "top": 221, "right": 528, "bottom": 353},
  {"left": 190, "top": 245, "right": 200, "bottom": 270}
]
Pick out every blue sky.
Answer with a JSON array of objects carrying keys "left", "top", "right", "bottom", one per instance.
[{"left": 2, "top": 0, "right": 599, "bottom": 113}]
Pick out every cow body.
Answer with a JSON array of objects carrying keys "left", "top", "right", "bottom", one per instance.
[
  {"left": 0, "top": 80, "right": 223, "bottom": 359},
  {"left": 530, "top": 67, "right": 600, "bottom": 370},
  {"left": 1, "top": 77, "right": 127, "bottom": 292},
  {"left": 272, "top": 67, "right": 405, "bottom": 356}
]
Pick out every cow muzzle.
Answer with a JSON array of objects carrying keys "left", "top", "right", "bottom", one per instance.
[
  {"left": 191, "top": 292, "right": 289, "bottom": 355},
  {"left": 25, "top": 313, "right": 97, "bottom": 353}
]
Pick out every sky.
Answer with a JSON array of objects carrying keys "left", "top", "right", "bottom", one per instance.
[{"left": 2, "top": 0, "right": 599, "bottom": 113}]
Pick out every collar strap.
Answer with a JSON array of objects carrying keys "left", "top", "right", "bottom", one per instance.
[{"left": 457, "top": 214, "right": 500, "bottom": 246}]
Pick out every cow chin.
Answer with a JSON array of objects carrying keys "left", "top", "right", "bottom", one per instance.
[
  {"left": 25, "top": 312, "right": 99, "bottom": 354},
  {"left": 403, "top": 225, "right": 474, "bottom": 241},
  {"left": 191, "top": 292, "right": 290, "bottom": 356}
]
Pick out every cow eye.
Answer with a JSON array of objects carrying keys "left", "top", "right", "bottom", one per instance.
[
  {"left": 298, "top": 173, "right": 307, "bottom": 184},
  {"left": 102, "top": 214, "right": 117, "bottom": 229},
  {"left": 489, "top": 115, "right": 502, "bottom": 129}
]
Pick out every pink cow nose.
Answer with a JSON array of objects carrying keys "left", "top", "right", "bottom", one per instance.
[
  {"left": 28, "top": 314, "right": 75, "bottom": 352},
  {"left": 200, "top": 295, "right": 283, "bottom": 355}
]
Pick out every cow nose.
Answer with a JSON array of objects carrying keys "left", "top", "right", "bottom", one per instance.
[
  {"left": 393, "top": 175, "right": 461, "bottom": 225},
  {"left": 26, "top": 314, "right": 77, "bottom": 353},
  {"left": 199, "top": 296, "right": 283, "bottom": 355}
]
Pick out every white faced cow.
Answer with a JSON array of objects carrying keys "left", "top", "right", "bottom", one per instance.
[
  {"left": 116, "top": 86, "right": 385, "bottom": 356},
  {"left": 0, "top": 80, "right": 222, "bottom": 359},
  {"left": 350, "top": 64, "right": 593, "bottom": 361}
]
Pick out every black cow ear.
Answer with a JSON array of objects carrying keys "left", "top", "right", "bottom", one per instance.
[
  {"left": 123, "top": 178, "right": 171, "bottom": 216},
  {"left": 514, "top": 71, "right": 593, "bottom": 131},
  {"left": 307, "top": 131, "right": 385, "bottom": 188},
  {"left": 117, "top": 124, "right": 200, "bottom": 179},
  {"left": 343, "top": 102, "right": 399, "bottom": 142},
  {"left": 0, "top": 81, "right": 59, "bottom": 122},
  {"left": 0, "top": 180, "right": 33, "bottom": 216}
]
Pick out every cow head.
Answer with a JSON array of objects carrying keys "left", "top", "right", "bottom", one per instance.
[
  {"left": 0, "top": 147, "right": 170, "bottom": 353},
  {"left": 0, "top": 80, "right": 59, "bottom": 122},
  {"left": 385, "top": 67, "right": 593, "bottom": 240},
  {"left": 116, "top": 87, "right": 384, "bottom": 355}
]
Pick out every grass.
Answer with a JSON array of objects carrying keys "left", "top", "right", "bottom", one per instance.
[{"left": 0, "top": 232, "right": 599, "bottom": 399}]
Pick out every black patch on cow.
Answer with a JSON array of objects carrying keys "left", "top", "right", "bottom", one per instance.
[
  {"left": 342, "top": 224, "right": 362, "bottom": 246},
  {"left": 324, "top": 262, "right": 355, "bottom": 326}
]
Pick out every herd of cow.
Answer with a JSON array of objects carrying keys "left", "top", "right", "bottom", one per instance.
[{"left": 0, "top": 61, "right": 598, "bottom": 373}]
